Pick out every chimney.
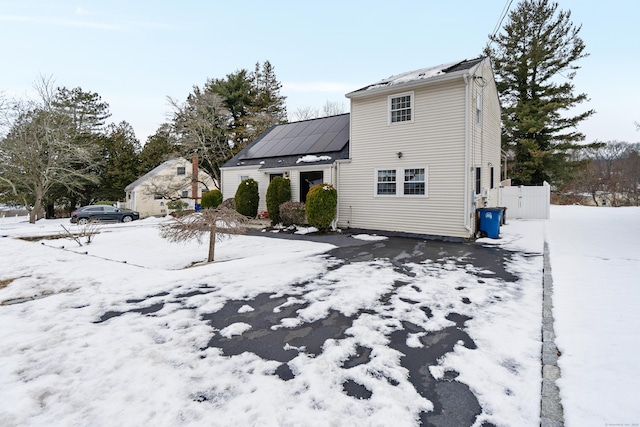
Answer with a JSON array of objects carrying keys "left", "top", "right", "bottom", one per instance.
[{"left": 192, "top": 151, "right": 199, "bottom": 207}]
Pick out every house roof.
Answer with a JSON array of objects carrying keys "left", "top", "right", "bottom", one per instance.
[
  {"left": 347, "top": 57, "right": 485, "bottom": 98},
  {"left": 124, "top": 158, "right": 190, "bottom": 191},
  {"left": 222, "top": 114, "right": 350, "bottom": 170}
]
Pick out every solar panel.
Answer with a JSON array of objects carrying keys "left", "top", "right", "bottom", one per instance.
[{"left": 239, "top": 114, "right": 349, "bottom": 160}]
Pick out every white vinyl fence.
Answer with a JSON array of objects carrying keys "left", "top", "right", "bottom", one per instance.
[{"left": 497, "top": 182, "right": 550, "bottom": 220}]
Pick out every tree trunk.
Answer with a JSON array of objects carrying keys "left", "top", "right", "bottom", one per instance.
[
  {"left": 207, "top": 224, "right": 216, "bottom": 262},
  {"left": 30, "top": 190, "right": 44, "bottom": 224}
]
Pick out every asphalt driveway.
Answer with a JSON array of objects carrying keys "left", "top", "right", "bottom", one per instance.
[{"left": 97, "top": 231, "right": 528, "bottom": 427}]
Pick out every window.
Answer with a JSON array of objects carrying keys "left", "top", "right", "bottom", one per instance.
[
  {"left": 389, "top": 92, "right": 413, "bottom": 124},
  {"left": 181, "top": 190, "right": 189, "bottom": 198},
  {"left": 154, "top": 194, "right": 163, "bottom": 200},
  {"left": 376, "top": 169, "right": 397, "bottom": 195},
  {"left": 177, "top": 167, "right": 186, "bottom": 175},
  {"left": 475, "top": 167, "right": 482, "bottom": 195},
  {"left": 240, "top": 175, "right": 249, "bottom": 182},
  {"left": 403, "top": 168, "right": 425, "bottom": 195},
  {"left": 476, "top": 93, "right": 483, "bottom": 123},
  {"left": 376, "top": 167, "right": 428, "bottom": 196}
]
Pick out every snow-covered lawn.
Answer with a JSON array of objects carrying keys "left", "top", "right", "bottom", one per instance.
[
  {"left": 545, "top": 206, "right": 640, "bottom": 426},
  {"left": 0, "top": 206, "right": 636, "bottom": 426}
]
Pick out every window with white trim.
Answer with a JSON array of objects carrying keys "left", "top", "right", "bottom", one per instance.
[
  {"left": 475, "top": 167, "right": 482, "bottom": 195},
  {"left": 177, "top": 167, "right": 186, "bottom": 175},
  {"left": 375, "top": 167, "right": 428, "bottom": 197},
  {"left": 181, "top": 190, "right": 189, "bottom": 198},
  {"left": 389, "top": 92, "right": 413, "bottom": 124},
  {"left": 376, "top": 169, "right": 397, "bottom": 195},
  {"left": 403, "top": 168, "right": 425, "bottom": 195}
]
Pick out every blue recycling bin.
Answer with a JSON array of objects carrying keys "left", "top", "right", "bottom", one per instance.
[{"left": 477, "top": 207, "right": 503, "bottom": 239}]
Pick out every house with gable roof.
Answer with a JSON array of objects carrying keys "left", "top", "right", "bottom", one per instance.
[
  {"left": 122, "top": 158, "right": 216, "bottom": 218},
  {"left": 221, "top": 57, "right": 501, "bottom": 239}
]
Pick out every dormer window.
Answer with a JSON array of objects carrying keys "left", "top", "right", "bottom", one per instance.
[
  {"left": 389, "top": 92, "right": 413, "bottom": 124},
  {"left": 177, "top": 167, "right": 186, "bottom": 175}
]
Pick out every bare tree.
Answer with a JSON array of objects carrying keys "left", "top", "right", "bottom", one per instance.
[
  {"left": 292, "top": 100, "right": 346, "bottom": 122},
  {"left": 0, "top": 78, "right": 100, "bottom": 223},
  {"left": 292, "top": 106, "right": 319, "bottom": 121},
  {"left": 320, "top": 100, "right": 346, "bottom": 117},
  {"left": 159, "top": 207, "right": 249, "bottom": 263},
  {"left": 168, "top": 88, "right": 231, "bottom": 189}
]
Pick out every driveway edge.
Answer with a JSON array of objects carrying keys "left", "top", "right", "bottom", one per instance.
[{"left": 541, "top": 242, "right": 564, "bottom": 427}]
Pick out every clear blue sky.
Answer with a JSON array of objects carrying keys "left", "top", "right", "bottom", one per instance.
[{"left": 1, "top": 0, "right": 638, "bottom": 145}]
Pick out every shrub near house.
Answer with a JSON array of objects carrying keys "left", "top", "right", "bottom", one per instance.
[
  {"left": 305, "top": 184, "right": 337, "bottom": 231},
  {"left": 266, "top": 177, "right": 291, "bottom": 225},
  {"left": 235, "top": 178, "right": 259, "bottom": 217},
  {"left": 279, "top": 201, "right": 306, "bottom": 226},
  {"left": 201, "top": 190, "right": 223, "bottom": 209}
]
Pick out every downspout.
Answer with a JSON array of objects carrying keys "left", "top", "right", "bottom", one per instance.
[{"left": 463, "top": 74, "right": 472, "bottom": 235}]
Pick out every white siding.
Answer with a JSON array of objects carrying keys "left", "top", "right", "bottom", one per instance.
[
  {"left": 338, "top": 58, "right": 502, "bottom": 239},
  {"left": 222, "top": 165, "right": 334, "bottom": 214},
  {"left": 469, "top": 59, "right": 502, "bottom": 204},
  {"left": 221, "top": 166, "right": 269, "bottom": 211},
  {"left": 130, "top": 159, "right": 216, "bottom": 218},
  {"left": 339, "top": 79, "right": 469, "bottom": 237}
]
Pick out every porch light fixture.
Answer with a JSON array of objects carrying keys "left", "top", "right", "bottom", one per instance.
[{"left": 397, "top": 151, "right": 403, "bottom": 159}]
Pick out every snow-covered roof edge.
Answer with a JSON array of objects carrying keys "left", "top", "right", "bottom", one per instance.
[{"left": 346, "top": 57, "right": 485, "bottom": 99}]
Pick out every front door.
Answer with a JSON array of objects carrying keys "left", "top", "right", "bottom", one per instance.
[{"left": 299, "top": 171, "right": 324, "bottom": 203}]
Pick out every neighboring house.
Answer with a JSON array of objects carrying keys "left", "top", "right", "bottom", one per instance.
[
  {"left": 221, "top": 57, "right": 501, "bottom": 239},
  {"left": 122, "top": 158, "right": 216, "bottom": 218}
]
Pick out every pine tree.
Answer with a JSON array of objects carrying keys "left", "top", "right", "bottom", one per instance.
[
  {"left": 97, "top": 121, "right": 141, "bottom": 201},
  {"left": 246, "top": 61, "right": 288, "bottom": 141},
  {"left": 485, "top": 0, "right": 595, "bottom": 186},
  {"left": 206, "top": 69, "right": 254, "bottom": 148},
  {"left": 139, "top": 123, "right": 179, "bottom": 173}
]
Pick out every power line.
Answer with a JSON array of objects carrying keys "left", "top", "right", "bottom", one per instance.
[{"left": 491, "top": 0, "right": 515, "bottom": 40}]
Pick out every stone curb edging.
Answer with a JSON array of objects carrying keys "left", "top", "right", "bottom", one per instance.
[{"left": 541, "top": 242, "right": 564, "bottom": 427}]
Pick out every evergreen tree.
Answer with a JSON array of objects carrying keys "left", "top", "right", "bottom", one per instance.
[
  {"left": 139, "top": 123, "right": 179, "bottom": 173},
  {"left": 97, "top": 121, "right": 141, "bottom": 201},
  {"left": 246, "top": 60, "right": 288, "bottom": 141},
  {"left": 206, "top": 69, "right": 254, "bottom": 148},
  {"left": 485, "top": 0, "right": 595, "bottom": 186}
]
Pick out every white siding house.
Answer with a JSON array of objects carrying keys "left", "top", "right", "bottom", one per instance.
[
  {"left": 337, "top": 57, "right": 500, "bottom": 239},
  {"left": 122, "top": 158, "right": 216, "bottom": 218},
  {"left": 221, "top": 57, "right": 501, "bottom": 239}
]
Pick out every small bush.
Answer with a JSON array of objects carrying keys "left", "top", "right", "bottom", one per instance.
[
  {"left": 305, "top": 183, "right": 337, "bottom": 231},
  {"left": 235, "top": 178, "right": 259, "bottom": 217},
  {"left": 265, "top": 177, "right": 291, "bottom": 225},
  {"left": 279, "top": 201, "right": 306, "bottom": 226},
  {"left": 201, "top": 189, "right": 223, "bottom": 209},
  {"left": 167, "top": 200, "right": 189, "bottom": 217}
]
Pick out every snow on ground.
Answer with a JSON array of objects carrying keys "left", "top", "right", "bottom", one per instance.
[
  {"left": 0, "top": 207, "right": 634, "bottom": 426},
  {"left": 545, "top": 206, "right": 640, "bottom": 426}
]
